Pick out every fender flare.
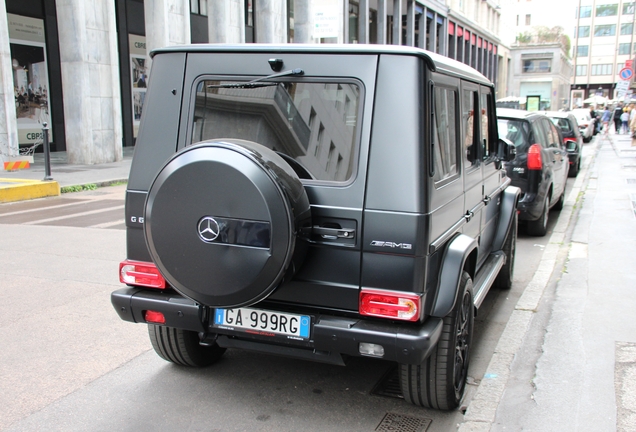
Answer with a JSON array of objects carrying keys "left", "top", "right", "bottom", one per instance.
[
  {"left": 491, "top": 186, "right": 521, "bottom": 252},
  {"left": 431, "top": 234, "right": 478, "bottom": 318}
]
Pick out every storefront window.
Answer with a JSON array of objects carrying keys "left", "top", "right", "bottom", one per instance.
[
  {"left": 129, "top": 35, "right": 147, "bottom": 138},
  {"left": 7, "top": 14, "right": 52, "bottom": 148}
]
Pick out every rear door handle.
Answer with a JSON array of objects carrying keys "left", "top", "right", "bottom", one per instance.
[{"left": 312, "top": 226, "right": 356, "bottom": 240}]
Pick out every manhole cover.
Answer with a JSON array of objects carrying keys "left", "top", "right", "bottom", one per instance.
[
  {"left": 375, "top": 412, "right": 432, "bottom": 432},
  {"left": 371, "top": 366, "right": 403, "bottom": 399}
]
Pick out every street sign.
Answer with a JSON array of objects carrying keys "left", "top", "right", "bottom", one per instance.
[
  {"left": 617, "top": 80, "right": 630, "bottom": 92},
  {"left": 619, "top": 67, "right": 633, "bottom": 80}
]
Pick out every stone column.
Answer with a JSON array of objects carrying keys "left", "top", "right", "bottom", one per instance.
[
  {"left": 256, "top": 0, "right": 287, "bottom": 43},
  {"left": 56, "top": 0, "right": 123, "bottom": 164},
  {"left": 208, "top": 0, "right": 245, "bottom": 43},
  {"left": 0, "top": 2, "right": 19, "bottom": 164},
  {"left": 145, "top": 0, "right": 191, "bottom": 72},
  {"left": 294, "top": 0, "right": 313, "bottom": 43}
]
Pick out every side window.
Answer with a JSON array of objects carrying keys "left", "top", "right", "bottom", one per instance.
[
  {"left": 532, "top": 121, "right": 548, "bottom": 148},
  {"left": 545, "top": 120, "right": 560, "bottom": 148},
  {"left": 479, "top": 92, "right": 493, "bottom": 160},
  {"left": 433, "top": 86, "right": 459, "bottom": 183},
  {"left": 463, "top": 89, "right": 478, "bottom": 167}
]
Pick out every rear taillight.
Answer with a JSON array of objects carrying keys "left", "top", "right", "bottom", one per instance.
[
  {"left": 527, "top": 144, "right": 542, "bottom": 170},
  {"left": 144, "top": 310, "right": 166, "bottom": 324},
  {"left": 359, "top": 289, "right": 421, "bottom": 322},
  {"left": 119, "top": 260, "right": 166, "bottom": 289}
]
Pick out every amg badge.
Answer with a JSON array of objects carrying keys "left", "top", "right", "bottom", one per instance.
[{"left": 370, "top": 241, "right": 412, "bottom": 249}]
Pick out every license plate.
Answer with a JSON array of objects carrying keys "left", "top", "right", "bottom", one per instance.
[{"left": 213, "top": 307, "right": 310, "bottom": 340}]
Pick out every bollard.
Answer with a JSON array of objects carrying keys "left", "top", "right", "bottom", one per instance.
[{"left": 43, "top": 122, "right": 53, "bottom": 181}]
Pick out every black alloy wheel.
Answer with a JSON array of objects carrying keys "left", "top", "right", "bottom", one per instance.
[
  {"left": 400, "top": 271, "right": 474, "bottom": 410},
  {"left": 148, "top": 325, "right": 226, "bottom": 367},
  {"left": 527, "top": 192, "right": 549, "bottom": 236}
]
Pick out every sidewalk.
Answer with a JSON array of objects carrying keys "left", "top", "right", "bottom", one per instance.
[
  {"left": 0, "top": 147, "right": 133, "bottom": 203},
  {"left": 462, "top": 132, "right": 636, "bottom": 431}
]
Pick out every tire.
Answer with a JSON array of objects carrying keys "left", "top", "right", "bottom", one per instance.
[
  {"left": 552, "top": 188, "right": 565, "bottom": 211},
  {"left": 400, "top": 272, "right": 474, "bottom": 410},
  {"left": 569, "top": 158, "right": 580, "bottom": 178},
  {"left": 148, "top": 324, "right": 226, "bottom": 367},
  {"left": 526, "top": 193, "right": 549, "bottom": 236},
  {"left": 495, "top": 212, "right": 517, "bottom": 290}
]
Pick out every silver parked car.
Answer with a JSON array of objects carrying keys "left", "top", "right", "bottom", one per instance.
[{"left": 570, "top": 109, "right": 595, "bottom": 143}]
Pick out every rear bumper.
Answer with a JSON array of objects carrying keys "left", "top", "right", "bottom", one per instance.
[{"left": 111, "top": 287, "right": 443, "bottom": 365}]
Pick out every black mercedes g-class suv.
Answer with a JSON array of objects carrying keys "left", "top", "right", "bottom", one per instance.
[{"left": 112, "top": 44, "right": 519, "bottom": 411}]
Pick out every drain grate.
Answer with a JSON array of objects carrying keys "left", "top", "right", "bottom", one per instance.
[
  {"left": 631, "top": 194, "right": 636, "bottom": 218},
  {"left": 375, "top": 412, "right": 432, "bottom": 432},
  {"left": 371, "top": 366, "right": 403, "bottom": 399},
  {"left": 628, "top": 179, "right": 636, "bottom": 184}
]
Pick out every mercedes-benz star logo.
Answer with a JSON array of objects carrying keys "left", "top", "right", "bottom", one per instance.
[{"left": 198, "top": 217, "right": 220, "bottom": 243}]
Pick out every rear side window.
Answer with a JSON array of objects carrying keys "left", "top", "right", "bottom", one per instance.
[
  {"left": 432, "top": 86, "right": 459, "bottom": 183},
  {"left": 550, "top": 117, "right": 572, "bottom": 133},
  {"left": 191, "top": 80, "right": 361, "bottom": 182},
  {"left": 542, "top": 119, "right": 561, "bottom": 148},
  {"left": 497, "top": 118, "right": 531, "bottom": 148}
]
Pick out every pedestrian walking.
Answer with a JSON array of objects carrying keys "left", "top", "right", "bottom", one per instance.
[
  {"left": 614, "top": 104, "right": 623, "bottom": 133},
  {"left": 621, "top": 109, "right": 630, "bottom": 134},
  {"left": 601, "top": 106, "right": 611, "bottom": 133},
  {"left": 630, "top": 111, "right": 636, "bottom": 146}
]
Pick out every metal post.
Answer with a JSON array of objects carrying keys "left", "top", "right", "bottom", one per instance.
[{"left": 43, "top": 122, "right": 53, "bottom": 181}]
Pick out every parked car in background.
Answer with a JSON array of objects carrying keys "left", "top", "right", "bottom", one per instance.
[
  {"left": 497, "top": 108, "right": 569, "bottom": 236},
  {"left": 540, "top": 111, "right": 582, "bottom": 177},
  {"left": 571, "top": 108, "right": 595, "bottom": 142}
]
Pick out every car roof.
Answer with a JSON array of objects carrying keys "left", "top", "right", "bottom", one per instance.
[
  {"left": 538, "top": 111, "right": 575, "bottom": 119},
  {"left": 496, "top": 108, "right": 545, "bottom": 121},
  {"left": 151, "top": 43, "right": 491, "bottom": 86}
]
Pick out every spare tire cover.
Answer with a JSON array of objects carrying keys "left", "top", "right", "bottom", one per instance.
[{"left": 144, "top": 139, "right": 311, "bottom": 308}]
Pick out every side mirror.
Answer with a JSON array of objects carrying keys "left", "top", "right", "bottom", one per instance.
[{"left": 497, "top": 137, "right": 516, "bottom": 162}]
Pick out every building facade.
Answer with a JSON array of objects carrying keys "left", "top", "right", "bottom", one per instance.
[
  {"left": 572, "top": 0, "right": 636, "bottom": 106},
  {"left": 0, "top": 0, "right": 504, "bottom": 165},
  {"left": 510, "top": 43, "right": 574, "bottom": 110},
  {"left": 497, "top": 0, "right": 576, "bottom": 109}
]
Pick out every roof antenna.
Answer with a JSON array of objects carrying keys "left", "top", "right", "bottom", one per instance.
[{"left": 268, "top": 58, "right": 284, "bottom": 72}]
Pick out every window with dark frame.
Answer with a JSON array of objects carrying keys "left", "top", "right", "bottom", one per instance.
[
  {"left": 432, "top": 86, "right": 459, "bottom": 183},
  {"left": 596, "top": 4, "right": 618, "bottom": 17}
]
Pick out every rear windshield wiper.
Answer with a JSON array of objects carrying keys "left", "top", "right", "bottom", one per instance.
[{"left": 207, "top": 68, "right": 305, "bottom": 89}]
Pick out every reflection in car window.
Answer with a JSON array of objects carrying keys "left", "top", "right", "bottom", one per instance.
[
  {"left": 532, "top": 122, "right": 548, "bottom": 148},
  {"left": 463, "top": 90, "right": 478, "bottom": 166},
  {"left": 480, "top": 93, "right": 491, "bottom": 160},
  {"left": 542, "top": 119, "right": 560, "bottom": 148},
  {"left": 433, "top": 87, "right": 458, "bottom": 182},
  {"left": 191, "top": 80, "right": 360, "bottom": 182},
  {"left": 497, "top": 119, "right": 531, "bottom": 149}
]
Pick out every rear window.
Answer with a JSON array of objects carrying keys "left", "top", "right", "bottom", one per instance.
[
  {"left": 190, "top": 80, "right": 360, "bottom": 182},
  {"left": 549, "top": 117, "right": 573, "bottom": 133},
  {"left": 497, "top": 118, "right": 531, "bottom": 148}
]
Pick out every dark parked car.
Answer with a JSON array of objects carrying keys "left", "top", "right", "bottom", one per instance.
[
  {"left": 497, "top": 108, "right": 569, "bottom": 236},
  {"left": 112, "top": 44, "right": 519, "bottom": 411},
  {"left": 540, "top": 111, "right": 582, "bottom": 177}
]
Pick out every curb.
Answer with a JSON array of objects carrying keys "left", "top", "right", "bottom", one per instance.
[
  {"left": 458, "top": 137, "right": 599, "bottom": 431},
  {"left": 0, "top": 179, "right": 60, "bottom": 203},
  {"left": 59, "top": 179, "right": 128, "bottom": 194},
  {"left": 0, "top": 178, "right": 127, "bottom": 202}
]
